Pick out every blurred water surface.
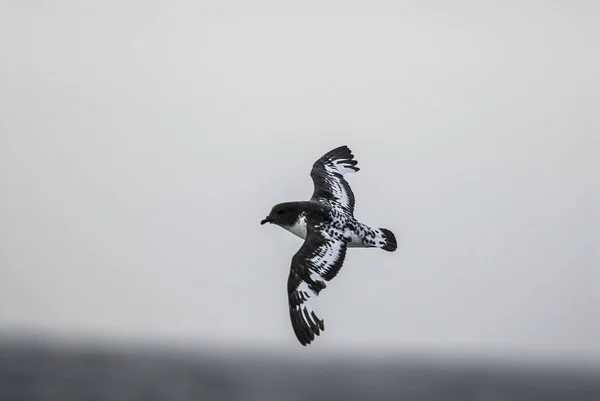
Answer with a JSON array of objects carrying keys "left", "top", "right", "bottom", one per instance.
[{"left": 1, "top": 340, "right": 598, "bottom": 401}]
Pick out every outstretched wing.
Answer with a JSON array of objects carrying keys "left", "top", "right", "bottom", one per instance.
[
  {"left": 310, "top": 145, "right": 359, "bottom": 215},
  {"left": 287, "top": 224, "right": 348, "bottom": 346}
]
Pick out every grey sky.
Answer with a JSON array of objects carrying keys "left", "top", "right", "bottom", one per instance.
[{"left": 1, "top": 2, "right": 598, "bottom": 363}]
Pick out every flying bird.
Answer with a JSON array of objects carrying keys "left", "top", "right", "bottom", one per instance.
[{"left": 261, "top": 145, "right": 397, "bottom": 346}]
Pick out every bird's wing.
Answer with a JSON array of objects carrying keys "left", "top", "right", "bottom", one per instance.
[
  {"left": 310, "top": 145, "right": 359, "bottom": 215},
  {"left": 287, "top": 224, "right": 348, "bottom": 346}
]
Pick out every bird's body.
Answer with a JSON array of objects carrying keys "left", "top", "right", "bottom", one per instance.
[
  {"left": 282, "top": 210, "right": 391, "bottom": 248},
  {"left": 261, "top": 146, "right": 397, "bottom": 346}
]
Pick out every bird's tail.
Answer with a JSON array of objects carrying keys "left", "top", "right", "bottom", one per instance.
[{"left": 375, "top": 228, "right": 397, "bottom": 252}]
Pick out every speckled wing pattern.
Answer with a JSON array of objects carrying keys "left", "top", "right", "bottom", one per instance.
[
  {"left": 287, "top": 222, "right": 348, "bottom": 346},
  {"left": 310, "top": 145, "right": 359, "bottom": 215}
]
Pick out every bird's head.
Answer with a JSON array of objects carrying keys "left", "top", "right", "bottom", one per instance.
[{"left": 261, "top": 202, "right": 301, "bottom": 227}]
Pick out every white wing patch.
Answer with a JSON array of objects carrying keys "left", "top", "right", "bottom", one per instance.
[
  {"left": 325, "top": 160, "right": 358, "bottom": 176},
  {"left": 322, "top": 159, "right": 356, "bottom": 211},
  {"left": 294, "top": 281, "right": 322, "bottom": 326},
  {"left": 325, "top": 176, "right": 353, "bottom": 212},
  {"left": 310, "top": 230, "right": 346, "bottom": 277}
]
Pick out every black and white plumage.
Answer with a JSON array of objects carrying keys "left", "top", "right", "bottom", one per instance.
[{"left": 261, "top": 146, "right": 397, "bottom": 346}]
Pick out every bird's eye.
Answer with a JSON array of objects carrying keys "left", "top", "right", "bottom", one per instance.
[{"left": 277, "top": 210, "right": 284, "bottom": 215}]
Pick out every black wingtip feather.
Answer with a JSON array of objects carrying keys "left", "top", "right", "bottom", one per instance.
[
  {"left": 290, "top": 309, "right": 323, "bottom": 346},
  {"left": 317, "top": 145, "right": 360, "bottom": 173},
  {"left": 322, "top": 145, "right": 355, "bottom": 161}
]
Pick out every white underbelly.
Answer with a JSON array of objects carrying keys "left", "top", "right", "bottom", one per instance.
[{"left": 284, "top": 216, "right": 307, "bottom": 239}]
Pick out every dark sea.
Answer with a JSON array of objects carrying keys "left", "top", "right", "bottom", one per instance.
[{"left": 1, "top": 339, "right": 598, "bottom": 401}]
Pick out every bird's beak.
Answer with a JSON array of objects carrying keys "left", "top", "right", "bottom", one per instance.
[{"left": 261, "top": 216, "right": 272, "bottom": 225}]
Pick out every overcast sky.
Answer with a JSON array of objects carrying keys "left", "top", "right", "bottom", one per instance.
[{"left": 1, "top": 1, "right": 598, "bottom": 364}]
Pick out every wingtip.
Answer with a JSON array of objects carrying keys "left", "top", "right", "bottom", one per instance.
[
  {"left": 323, "top": 145, "right": 356, "bottom": 160},
  {"left": 290, "top": 309, "right": 325, "bottom": 346},
  {"left": 318, "top": 145, "right": 359, "bottom": 175}
]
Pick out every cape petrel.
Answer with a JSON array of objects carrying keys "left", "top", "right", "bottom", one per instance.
[{"left": 261, "top": 145, "right": 397, "bottom": 346}]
